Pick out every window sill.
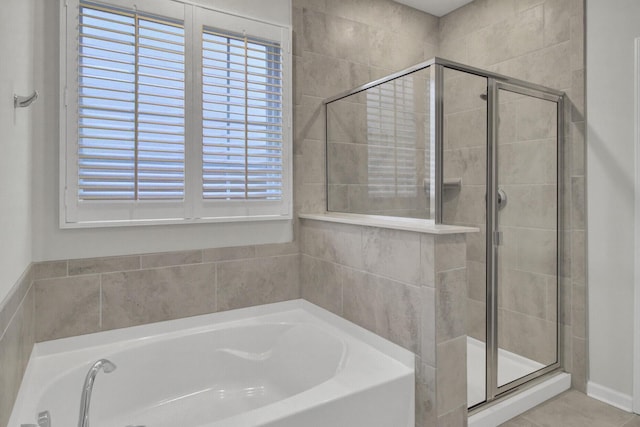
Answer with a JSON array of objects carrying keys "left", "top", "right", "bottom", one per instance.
[
  {"left": 298, "top": 212, "right": 479, "bottom": 235},
  {"left": 60, "top": 214, "right": 292, "bottom": 229}
]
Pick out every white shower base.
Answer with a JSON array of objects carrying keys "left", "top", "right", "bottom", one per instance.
[
  {"left": 467, "top": 337, "right": 571, "bottom": 426},
  {"left": 467, "top": 336, "right": 546, "bottom": 406}
]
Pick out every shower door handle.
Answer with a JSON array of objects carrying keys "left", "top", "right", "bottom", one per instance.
[{"left": 497, "top": 188, "right": 507, "bottom": 209}]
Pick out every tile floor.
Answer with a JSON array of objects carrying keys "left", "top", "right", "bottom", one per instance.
[{"left": 500, "top": 390, "right": 640, "bottom": 426}]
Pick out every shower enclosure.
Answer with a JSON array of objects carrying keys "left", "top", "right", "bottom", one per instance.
[{"left": 324, "top": 57, "right": 564, "bottom": 410}]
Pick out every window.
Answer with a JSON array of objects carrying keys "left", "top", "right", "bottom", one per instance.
[
  {"left": 61, "top": 0, "right": 291, "bottom": 227},
  {"left": 201, "top": 28, "right": 283, "bottom": 201},
  {"left": 366, "top": 76, "right": 417, "bottom": 198}
]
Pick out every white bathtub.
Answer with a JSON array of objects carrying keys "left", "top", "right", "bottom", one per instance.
[{"left": 9, "top": 300, "right": 414, "bottom": 427}]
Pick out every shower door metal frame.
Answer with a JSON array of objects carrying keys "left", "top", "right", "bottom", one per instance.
[
  {"left": 323, "top": 56, "right": 566, "bottom": 411},
  {"left": 483, "top": 79, "right": 565, "bottom": 405}
]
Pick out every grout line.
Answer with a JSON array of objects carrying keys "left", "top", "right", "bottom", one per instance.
[
  {"left": 213, "top": 263, "right": 218, "bottom": 312},
  {"left": 98, "top": 275, "right": 103, "bottom": 329}
]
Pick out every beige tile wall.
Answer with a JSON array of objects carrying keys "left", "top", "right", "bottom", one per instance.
[
  {"left": 32, "top": 243, "right": 299, "bottom": 342},
  {"left": 0, "top": 266, "right": 35, "bottom": 427},
  {"left": 439, "top": 0, "right": 586, "bottom": 391},
  {"left": 293, "top": 0, "right": 439, "bottom": 215},
  {"left": 444, "top": 74, "right": 560, "bottom": 367},
  {"left": 300, "top": 218, "right": 471, "bottom": 425},
  {"left": 326, "top": 68, "right": 432, "bottom": 218},
  {"left": 496, "top": 92, "right": 559, "bottom": 366},
  {"left": 442, "top": 68, "right": 489, "bottom": 351}
]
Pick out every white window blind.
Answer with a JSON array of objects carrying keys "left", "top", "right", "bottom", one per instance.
[
  {"left": 202, "top": 29, "right": 283, "bottom": 201},
  {"left": 78, "top": 2, "right": 186, "bottom": 201},
  {"left": 63, "top": 0, "right": 291, "bottom": 227},
  {"left": 366, "top": 76, "right": 417, "bottom": 198}
]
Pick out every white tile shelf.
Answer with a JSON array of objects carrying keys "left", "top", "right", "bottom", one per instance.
[{"left": 299, "top": 212, "right": 478, "bottom": 235}]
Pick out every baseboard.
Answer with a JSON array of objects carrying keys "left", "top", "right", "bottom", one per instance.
[{"left": 587, "top": 381, "right": 633, "bottom": 412}]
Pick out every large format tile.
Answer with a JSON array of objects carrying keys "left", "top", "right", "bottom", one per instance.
[
  {"left": 498, "top": 184, "right": 557, "bottom": 230},
  {"left": 500, "top": 418, "right": 541, "bottom": 426},
  {"left": 415, "top": 362, "right": 437, "bottom": 426},
  {"left": 501, "top": 390, "right": 639, "bottom": 426},
  {"left": 623, "top": 417, "right": 640, "bottom": 427},
  {"left": 0, "top": 267, "right": 32, "bottom": 339},
  {"left": 421, "top": 286, "right": 436, "bottom": 367},
  {"left": 498, "top": 308, "right": 556, "bottom": 365},
  {"left": 0, "top": 312, "right": 22, "bottom": 427},
  {"left": 217, "top": 255, "right": 299, "bottom": 311},
  {"left": 362, "top": 227, "right": 421, "bottom": 284},
  {"left": 202, "top": 246, "right": 256, "bottom": 262},
  {"left": 140, "top": 250, "right": 202, "bottom": 269},
  {"left": 326, "top": 100, "right": 368, "bottom": 145},
  {"left": 436, "top": 268, "right": 467, "bottom": 343},
  {"left": 499, "top": 269, "right": 548, "bottom": 319},
  {"left": 516, "top": 228, "right": 558, "bottom": 276},
  {"left": 555, "top": 390, "right": 633, "bottom": 425},
  {"left": 343, "top": 270, "right": 421, "bottom": 352},
  {"left": 302, "top": 220, "right": 363, "bottom": 269},
  {"left": 35, "top": 275, "right": 100, "bottom": 341},
  {"left": 302, "top": 8, "right": 369, "bottom": 65},
  {"left": 420, "top": 235, "right": 436, "bottom": 287},
  {"left": 436, "top": 336, "right": 466, "bottom": 415},
  {"left": 435, "top": 234, "right": 466, "bottom": 272},
  {"left": 32, "top": 260, "right": 67, "bottom": 280},
  {"left": 101, "top": 264, "right": 216, "bottom": 330},
  {"left": 300, "top": 255, "right": 342, "bottom": 315},
  {"left": 68, "top": 255, "right": 140, "bottom": 276},
  {"left": 499, "top": 139, "right": 557, "bottom": 185},
  {"left": 254, "top": 241, "right": 299, "bottom": 257}
]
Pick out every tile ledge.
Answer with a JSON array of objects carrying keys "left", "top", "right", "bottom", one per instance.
[{"left": 298, "top": 213, "right": 479, "bottom": 235}]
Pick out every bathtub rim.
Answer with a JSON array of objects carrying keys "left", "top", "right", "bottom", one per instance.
[{"left": 30, "top": 299, "right": 413, "bottom": 368}]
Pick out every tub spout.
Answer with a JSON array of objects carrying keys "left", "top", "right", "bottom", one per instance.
[{"left": 78, "top": 359, "right": 117, "bottom": 427}]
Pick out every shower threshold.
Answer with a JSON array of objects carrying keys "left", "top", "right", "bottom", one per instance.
[{"left": 467, "top": 337, "right": 570, "bottom": 426}]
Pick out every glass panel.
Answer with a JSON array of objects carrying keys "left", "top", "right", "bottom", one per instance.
[
  {"left": 440, "top": 67, "right": 488, "bottom": 408},
  {"left": 326, "top": 66, "right": 432, "bottom": 218},
  {"left": 496, "top": 88, "right": 558, "bottom": 387}
]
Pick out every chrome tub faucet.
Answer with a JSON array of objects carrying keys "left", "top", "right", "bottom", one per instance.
[{"left": 78, "top": 359, "right": 117, "bottom": 427}]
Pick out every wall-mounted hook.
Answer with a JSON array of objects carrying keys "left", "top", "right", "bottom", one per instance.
[{"left": 14, "top": 91, "right": 38, "bottom": 108}]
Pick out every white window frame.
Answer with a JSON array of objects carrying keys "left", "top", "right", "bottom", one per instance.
[{"left": 60, "top": 0, "right": 292, "bottom": 228}]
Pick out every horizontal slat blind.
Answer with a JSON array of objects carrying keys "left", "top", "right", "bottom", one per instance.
[
  {"left": 367, "top": 76, "right": 417, "bottom": 198},
  {"left": 202, "top": 28, "right": 283, "bottom": 200},
  {"left": 78, "top": 2, "right": 185, "bottom": 200}
]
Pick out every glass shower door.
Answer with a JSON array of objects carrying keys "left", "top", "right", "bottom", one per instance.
[{"left": 491, "top": 82, "right": 561, "bottom": 393}]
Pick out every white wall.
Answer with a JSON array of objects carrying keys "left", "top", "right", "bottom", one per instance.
[
  {"left": 31, "top": 0, "right": 293, "bottom": 262},
  {"left": 0, "top": 0, "right": 34, "bottom": 303},
  {"left": 587, "top": 0, "right": 640, "bottom": 400}
]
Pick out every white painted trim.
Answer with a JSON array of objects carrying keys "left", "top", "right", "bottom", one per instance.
[
  {"left": 588, "top": 381, "right": 634, "bottom": 413},
  {"left": 634, "top": 36, "right": 640, "bottom": 415},
  {"left": 469, "top": 373, "right": 571, "bottom": 427}
]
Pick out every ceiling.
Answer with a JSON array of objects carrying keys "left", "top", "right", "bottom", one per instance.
[{"left": 392, "top": 0, "right": 474, "bottom": 17}]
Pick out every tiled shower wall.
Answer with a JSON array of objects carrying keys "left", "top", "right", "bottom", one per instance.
[
  {"left": 326, "top": 69, "right": 432, "bottom": 218},
  {"left": 439, "top": 0, "right": 586, "bottom": 390},
  {"left": 441, "top": 69, "right": 488, "bottom": 346},
  {"left": 496, "top": 93, "right": 559, "bottom": 366},
  {"left": 442, "top": 70, "right": 560, "bottom": 367},
  {"left": 292, "top": 0, "right": 439, "bottom": 214}
]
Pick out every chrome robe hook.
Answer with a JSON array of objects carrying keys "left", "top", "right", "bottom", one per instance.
[{"left": 14, "top": 91, "right": 38, "bottom": 108}]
